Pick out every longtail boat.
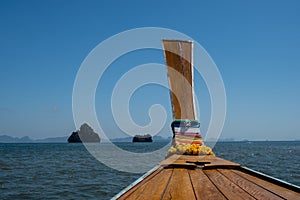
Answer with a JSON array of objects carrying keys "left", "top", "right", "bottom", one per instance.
[{"left": 113, "top": 40, "right": 300, "bottom": 199}]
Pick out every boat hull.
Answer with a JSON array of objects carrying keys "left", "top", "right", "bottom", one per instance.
[{"left": 113, "top": 155, "right": 300, "bottom": 199}]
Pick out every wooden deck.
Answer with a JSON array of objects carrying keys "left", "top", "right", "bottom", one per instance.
[{"left": 114, "top": 155, "right": 300, "bottom": 200}]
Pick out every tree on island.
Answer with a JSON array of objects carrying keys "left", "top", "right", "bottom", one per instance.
[{"left": 67, "top": 123, "right": 100, "bottom": 143}]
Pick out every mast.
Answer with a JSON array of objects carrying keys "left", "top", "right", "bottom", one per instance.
[{"left": 162, "top": 40, "right": 196, "bottom": 120}]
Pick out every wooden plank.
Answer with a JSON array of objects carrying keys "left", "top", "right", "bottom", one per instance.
[
  {"left": 233, "top": 169, "right": 300, "bottom": 200},
  {"left": 125, "top": 168, "right": 173, "bottom": 200},
  {"left": 162, "top": 40, "right": 195, "bottom": 120},
  {"left": 161, "top": 155, "right": 240, "bottom": 168},
  {"left": 203, "top": 156, "right": 240, "bottom": 168},
  {"left": 189, "top": 168, "right": 226, "bottom": 200},
  {"left": 161, "top": 168, "right": 196, "bottom": 200},
  {"left": 218, "top": 169, "right": 284, "bottom": 199},
  {"left": 117, "top": 167, "right": 164, "bottom": 200},
  {"left": 160, "top": 154, "right": 182, "bottom": 166},
  {"left": 163, "top": 162, "right": 197, "bottom": 169},
  {"left": 177, "top": 155, "right": 209, "bottom": 162},
  {"left": 160, "top": 155, "right": 211, "bottom": 167},
  {"left": 204, "top": 169, "right": 255, "bottom": 200}
]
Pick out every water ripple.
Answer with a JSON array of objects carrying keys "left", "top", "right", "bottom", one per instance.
[{"left": 0, "top": 141, "right": 299, "bottom": 199}]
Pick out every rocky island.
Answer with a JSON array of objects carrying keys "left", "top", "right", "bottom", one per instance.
[
  {"left": 132, "top": 134, "right": 152, "bottom": 142},
  {"left": 68, "top": 123, "right": 100, "bottom": 143}
]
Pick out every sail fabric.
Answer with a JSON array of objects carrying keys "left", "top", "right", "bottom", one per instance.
[{"left": 171, "top": 120, "right": 203, "bottom": 145}]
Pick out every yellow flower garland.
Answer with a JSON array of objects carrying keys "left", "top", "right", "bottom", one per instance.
[{"left": 166, "top": 144, "right": 214, "bottom": 157}]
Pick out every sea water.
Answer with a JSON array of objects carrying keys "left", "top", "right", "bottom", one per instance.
[{"left": 0, "top": 141, "right": 299, "bottom": 199}]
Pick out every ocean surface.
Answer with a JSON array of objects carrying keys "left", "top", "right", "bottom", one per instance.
[{"left": 0, "top": 141, "right": 299, "bottom": 199}]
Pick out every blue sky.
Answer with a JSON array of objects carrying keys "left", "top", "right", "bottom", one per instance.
[{"left": 0, "top": 0, "right": 299, "bottom": 140}]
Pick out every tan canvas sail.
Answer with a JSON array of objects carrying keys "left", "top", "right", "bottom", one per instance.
[{"left": 162, "top": 40, "right": 196, "bottom": 120}]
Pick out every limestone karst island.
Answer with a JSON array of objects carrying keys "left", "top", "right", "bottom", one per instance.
[
  {"left": 67, "top": 123, "right": 100, "bottom": 143},
  {"left": 132, "top": 134, "right": 152, "bottom": 142}
]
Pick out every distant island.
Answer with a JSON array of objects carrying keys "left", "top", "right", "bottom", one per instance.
[
  {"left": 0, "top": 135, "right": 68, "bottom": 143},
  {"left": 68, "top": 123, "right": 100, "bottom": 143},
  {"left": 132, "top": 134, "right": 152, "bottom": 142}
]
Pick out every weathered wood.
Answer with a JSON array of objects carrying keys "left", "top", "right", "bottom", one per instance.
[
  {"left": 163, "top": 162, "right": 197, "bottom": 169},
  {"left": 117, "top": 167, "right": 164, "bottom": 200},
  {"left": 233, "top": 169, "right": 300, "bottom": 200},
  {"left": 161, "top": 168, "right": 196, "bottom": 200},
  {"left": 204, "top": 169, "right": 256, "bottom": 200},
  {"left": 116, "top": 157, "right": 300, "bottom": 200},
  {"left": 202, "top": 156, "right": 240, "bottom": 168},
  {"left": 189, "top": 169, "right": 226, "bottom": 200},
  {"left": 218, "top": 169, "right": 284, "bottom": 199},
  {"left": 160, "top": 155, "right": 240, "bottom": 169},
  {"left": 160, "top": 154, "right": 182, "bottom": 166},
  {"left": 163, "top": 40, "right": 195, "bottom": 120},
  {"left": 124, "top": 168, "right": 173, "bottom": 200}
]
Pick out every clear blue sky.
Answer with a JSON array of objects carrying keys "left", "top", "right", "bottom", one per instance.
[{"left": 0, "top": 0, "right": 299, "bottom": 140}]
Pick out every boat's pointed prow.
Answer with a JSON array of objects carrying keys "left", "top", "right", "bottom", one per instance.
[
  {"left": 162, "top": 39, "right": 196, "bottom": 120},
  {"left": 112, "top": 39, "right": 300, "bottom": 200}
]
